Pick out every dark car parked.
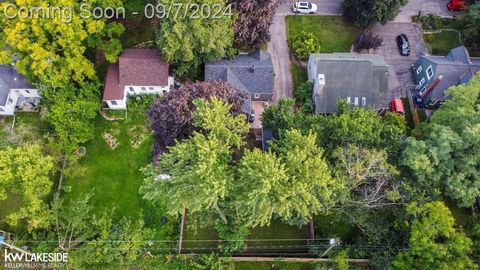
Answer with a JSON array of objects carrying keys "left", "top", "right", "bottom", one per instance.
[{"left": 396, "top": 34, "right": 410, "bottom": 56}]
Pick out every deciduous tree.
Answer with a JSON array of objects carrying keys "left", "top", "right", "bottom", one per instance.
[
  {"left": 0, "top": 143, "right": 54, "bottom": 230},
  {"left": 390, "top": 201, "right": 477, "bottom": 270},
  {"left": 156, "top": 0, "right": 235, "bottom": 76},
  {"left": 147, "top": 81, "right": 246, "bottom": 156},
  {"left": 401, "top": 75, "right": 480, "bottom": 207},
  {"left": 0, "top": 0, "right": 125, "bottom": 86},
  {"left": 142, "top": 98, "right": 249, "bottom": 224},
  {"left": 342, "top": 0, "right": 407, "bottom": 28},
  {"left": 230, "top": 0, "right": 279, "bottom": 49}
]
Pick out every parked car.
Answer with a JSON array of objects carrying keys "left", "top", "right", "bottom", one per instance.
[
  {"left": 447, "top": 0, "right": 468, "bottom": 11},
  {"left": 292, "top": 1, "right": 317, "bottom": 14},
  {"left": 389, "top": 98, "right": 405, "bottom": 114},
  {"left": 396, "top": 34, "right": 410, "bottom": 56}
]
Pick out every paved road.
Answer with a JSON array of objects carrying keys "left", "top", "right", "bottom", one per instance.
[
  {"left": 276, "top": 0, "right": 342, "bottom": 16},
  {"left": 267, "top": 15, "right": 293, "bottom": 102},
  {"left": 396, "top": 0, "right": 460, "bottom": 22}
]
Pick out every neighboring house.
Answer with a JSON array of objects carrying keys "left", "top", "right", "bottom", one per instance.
[
  {"left": 205, "top": 51, "right": 274, "bottom": 113},
  {"left": 308, "top": 53, "right": 390, "bottom": 114},
  {"left": 0, "top": 65, "right": 40, "bottom": 116},
  {"left": 103, "top": 49, "right": 174, "bottom": 110},
  {"left": 412, "top": 46, "right": 480, "bottom": 108}
]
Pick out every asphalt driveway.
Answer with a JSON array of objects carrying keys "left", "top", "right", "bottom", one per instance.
[{"left": 371, "top": 23, "right": 427, "bottom": 101}]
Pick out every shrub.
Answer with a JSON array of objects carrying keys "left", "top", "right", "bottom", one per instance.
[
  {"left": 353, "top": 30, "right": 384, "bottom": 52},
  {"left": 215, "top": 221, "right": 250, "bottom": 254},
  {"left": 292, "top": 31, "right": 321, "bottom": 59},
  {"left": 425, "top": 33, "right": 434, "bottom": 43},
  {"left": 294, "top": 81, "right": 314, "bottom": 105}
]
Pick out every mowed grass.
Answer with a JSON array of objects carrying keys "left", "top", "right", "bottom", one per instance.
[
  {"left": 234, "top": 261, "right": 318, "bottom": 270},
  {"left": 64, "top": 105, "right": 154, "bottom": 221},
  {"left": 286, "top": 16, "right": 358, "bottom": 53},
  {"left": 425, "top": 30, "right": 462, "bottom": 55}
]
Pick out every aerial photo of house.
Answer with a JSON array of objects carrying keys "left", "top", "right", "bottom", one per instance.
[{"left": 1, "top": 0, "right": 479, "bottom": 269}]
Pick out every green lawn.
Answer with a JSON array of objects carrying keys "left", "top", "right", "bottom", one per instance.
[
  {"left": 291, "top": 62, "right": 308, "bottom": 91},
  {"left": 286, "top": 16, "right": 358, "bottom": 53},
  {"left": 63, "top": 101, "right": 159, "bottom": 221},
  {"left": 425, "top": 30, "right": 462, "bottom": 55}
]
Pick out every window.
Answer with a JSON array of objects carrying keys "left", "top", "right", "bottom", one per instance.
[
  {"left": 149, "top": 87, "right": 154, "bottom": 91},
  {"left": 426, "top": 66, "right": 434, "bottom": 80},
  {"left": 419, "top": 86, "right": 427, "bottom": 96},
  {"left": 361, "top": 97, "right": 366, "bottom": 107},
  {"left": 416, "top": 66, "right": 422, "bottom": 75},
  {"left": 346, "top": 97, "right": 351, "bottom": 104},
  {"left": 254, "top": 93, "right": 260, "bottom": 99},
  {"left": 25, "top": 90, "right": 30, "bottom": 93},
  {"left": 8, "top": 98, "right": 13, "bottom": 104},
  {"left": 354, "top": 97, "right": 359, "bottom": 106},
  {"left": 111, "top": 100, "right": 117, "bottom": 105},
  {"left": 162, "top": 90, "right": 167, "bottom": 94},
  {"left": 141, "top": 87, "right": 146, "bottom": 91},
  {"left": 129, "top": 87, "right": 134, "bottom": 91},
  {"left": 418, "top": 77, "right": 425, "bottom": 87}
]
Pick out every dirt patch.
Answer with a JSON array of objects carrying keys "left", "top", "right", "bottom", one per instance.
[
  {"left": 129, "top": 125, "right": 151, "bottom": 149},
  {"left": 103, "top": 132, "right": 119, "bottom": 149}
]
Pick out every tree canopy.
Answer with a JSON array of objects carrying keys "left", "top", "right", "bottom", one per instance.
[
  {"left": 156, "top": 0, "right": 235, "bottom": 76},
  {"left": 401, "top": 74, "right": 480, "bottom": 207},
  {"left": 142, "top": 98, "right": 249, "bottom": 224},
  {"left": 230, "top": 0, "right": 278, "bottom": 49},
  {"left": 0, "top": 0, "right": 125, "bottom": 86},
  {"left": 147, "top": 81, "right": 246, "bottom": 157},
  {"left": 342, "top": 0, "right": 407, "bottom": 28},
  {"left": 0, "top": 143, "right": 54, "bottom": 230},
  {"left": 390, "top": 201, "right": 477, "bottom": 270}
]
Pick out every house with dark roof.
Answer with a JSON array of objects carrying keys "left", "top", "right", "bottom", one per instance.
[
  {"left": 103, "top": 49, "right": 174, "bottom": 109},
  {"left": 0, "top": 65, "right": 40, "bottom": 116},
  {"left": 205, "top": 51, "right": 274, "bottom": 108},
  {"left": 412, "top": 46, "right": 480, "bottom": 108},
  {"left": 308, "top": 53, "right": 390, "bottom": 114}
]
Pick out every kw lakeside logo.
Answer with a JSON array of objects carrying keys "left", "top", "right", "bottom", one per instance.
[{"left": 3, "top": 249, "right": 68, "bottom": 269}]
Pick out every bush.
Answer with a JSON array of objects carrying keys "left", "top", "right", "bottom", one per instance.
[
  {"left": 292, "top": 31, "right": 321, "bottom": 59},
  {"left": 215, "top": 221, "right": 250, "bottom": 254},
  {"left": 425, "top": 33, "right": 434, "bottom": 43},
  {"left": 353, "top": 30, "right": 384, "bottom": 52},
  {"left": 294, "top": 81, "right": 314, "bottom": 105},
  {"left": 412, "top": 14, "right": 446, "bottom": 30}
]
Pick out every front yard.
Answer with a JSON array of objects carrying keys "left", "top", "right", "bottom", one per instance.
[
  {"left": 424, "top": 30, "right": 462, "bottom": 55},
  {"left": 286, "top": 16, "right": 358, "bottom": 53}
]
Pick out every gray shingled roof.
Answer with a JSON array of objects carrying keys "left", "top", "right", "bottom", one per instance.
[
  {"left": 309, "top": 53, "right": 389, "bottom": 114},
  {"left": 0, "top": 65, "right": 34, "bottom": 106},
  {"left": 423, "top": 47, "right": 480, "bottom": 99},
  {"left": 205, "top": 51, "right": 274, "bottom": 94}
]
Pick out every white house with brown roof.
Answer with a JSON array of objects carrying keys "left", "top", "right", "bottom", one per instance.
[{"left": 103, "top": 49, "right": 174, "bottom": 110}]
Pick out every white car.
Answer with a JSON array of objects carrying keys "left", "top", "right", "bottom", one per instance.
[{"left": 292, "top": 2, "right": 317, "bottom": 14}]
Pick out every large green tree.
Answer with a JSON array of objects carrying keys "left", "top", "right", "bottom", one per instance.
[
  {"left": 156, "top": 0, "right": 235, "bottom": 76},
  {"left": 236, "top": 130, "right": 339, "bottom": 227},
  {"left": 0, "top": 143, "right": 54, "bottom": 230},
  {"left": 0, "top": 0, "right": 125, "bottom": 86},
  {"left": 390, "top": 201, "right": 477, "bottom": 270},
  {"left": 461, "top": 3, "right": 480, "bottom": 55},
  {"left": 141, "top": 98, "right": 249, "bottom": 224},
  {"left": 342, "top": 0, "right": 407, "bottom": 28},
  {"left": 401, "top": 75, "right": 480, "bottom": 207}
]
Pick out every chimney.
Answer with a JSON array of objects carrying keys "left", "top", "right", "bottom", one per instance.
[
  {"left": 250, "top": 65, "right": 255, "bottom": 73},
  {"left": 313, "top": 74, "right": 325, "bottom": 97}
]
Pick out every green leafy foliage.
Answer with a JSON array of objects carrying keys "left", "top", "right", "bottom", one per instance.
[
  {"left": 390, "top": 202, "right": 477, "bottom": 270},
  {"left": 156, "top": 0, "right": 235, "bottom": 76},
  {"left": 294, "top": 81, "right": 313, "bottom": 105},
  {"left": 342, "top": 0, "right": 407, "bottom": 28},
  {"left": 141, "top": 98, "right": 249, "bottom": 223},
  {"left": 401, "top": 75, "right": 480, "bottom": 207},
  {"left": 0, "top": 0, "right": 125, "bottom": 86},
  {"left": 0, "top": 143, "right": 54, "bottom": 230},
  {"left": 292, "top": 31, "right": 321, "bottom": 59},
  {"left": 215, "top": 221, "right": 250, "bottom": 254}
]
